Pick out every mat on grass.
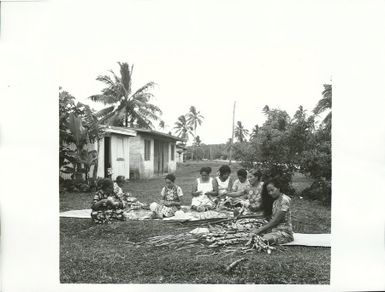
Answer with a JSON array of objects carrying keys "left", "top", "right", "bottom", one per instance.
[
  {"left": 59, "top": 207, "right": 232, "bottom": 221},
  {"left": 60, "top": 209, "right": 331, "bottom": 247},
  {"left": 281, "top": 233, "right": 331, "bottom": 247},
  {"left": 59, "top": 208, "right": 153, "bottom": 220}
]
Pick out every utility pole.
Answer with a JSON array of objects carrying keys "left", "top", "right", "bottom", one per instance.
[{"left": 229, "top": 101, "right": 236, "bottom": 165}]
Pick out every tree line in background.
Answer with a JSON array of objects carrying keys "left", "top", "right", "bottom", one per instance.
[
  {"left": 184, "top": 84, "right": 332, "bottom": 205},
  {"left": 59, "top": 61, "right": 331, "bottom": 205}
]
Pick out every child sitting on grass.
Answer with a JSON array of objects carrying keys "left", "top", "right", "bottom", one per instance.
[
  {"left": 91, "top": 178, "right": 125, "bottom": 224},
  {"left": 150, "top": 174, "right": 184, "bottom": 218}
]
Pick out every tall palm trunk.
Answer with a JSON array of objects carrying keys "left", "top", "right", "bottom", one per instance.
[{"left": 125, "top": 112, "right": 128, "bottom": 127}]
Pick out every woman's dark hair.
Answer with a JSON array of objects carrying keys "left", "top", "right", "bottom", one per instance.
[
  {"left": 100, "top": 178, "right": 114, "bottom": 190},
  {"left": 265, "top": 177, "right": 283, "bottom": 191},
  {"left": 218, "top": 165, "right": 231, "bottom": 176},
  {"left": 261, "top": 177, "right": 283, "bottom": 217},
  {"left": 165, "top": 173, "right": 176, "bottom": 182},
  {"left": 237, "top": 169, "right": 248, "bottom": 178},
  {"left": 200, "top": 167, "right": 212, "bottom": 174},
  {"left": 251, "top": 169, "right": 262, "bottom": 181},
  {"left": 116, "top": 176, "right": 125, "bottom": 183}
]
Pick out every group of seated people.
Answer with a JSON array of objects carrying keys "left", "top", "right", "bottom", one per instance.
[
  {"left": 90, "top": 176, "right": 147, "bottom": 224},
  {"left": 91, "top": 165, "right": 294, "bottom": 245}
]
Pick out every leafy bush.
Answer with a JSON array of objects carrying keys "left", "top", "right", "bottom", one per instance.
[
  {"left": 233, "top": 142, "right": 260, "bottom": 169},
  {"left": 257, "top": 162, "right": 296, "bottom": 196},
  {"left": 301, "top": 179, "right": 331, "bottom": 206},
  {"left": 59, "top": 177, "right": 101, "bottom": 193}
]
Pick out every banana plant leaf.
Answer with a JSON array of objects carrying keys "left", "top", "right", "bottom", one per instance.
[
  {"left": 68, "top": 113, "right": 87, "bottom": 148},
  {"left": 61, "top": 166, "right": 76, "bottom": 174}
]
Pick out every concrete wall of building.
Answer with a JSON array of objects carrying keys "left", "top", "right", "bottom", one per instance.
[
  {"left": 168, "top": 143, "right": 177, "bottom": 173},
  {"left": 129, "top": 135, "right": 153, "bottom": 179},
  {"left": 128, "top": 133, "right": 179, "bottom": 179}
]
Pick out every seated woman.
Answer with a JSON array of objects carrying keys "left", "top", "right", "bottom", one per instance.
[
  {"left": 246, "top": 169, "right": 264, "bottom": 212},
  {"left": 251, "top": 178, "right": 294, "bottom": 245},
  {"left": 113, "top": 176, "right": 126, "bottom": 206},
  {"left": 222, "top": 168, "right": 251, "bottom": 209},
  {"left": 191, "top": 167, "right": 217, "bottom": 212},
  {"left": 91, "top": 178, "right": 125, "bottom": 224},
  {"left": 213, "top": 165, "right": 234, "bottom": 201},
  {"left": 114, "top": 176, "right": 148, "bottom": 210},
  {"left": 150, "top": 174, "right": 183, "bottom": 218}
]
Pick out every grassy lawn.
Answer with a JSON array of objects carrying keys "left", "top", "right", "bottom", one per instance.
[{"left": 60, "top": 162, "right": 331, "bottom": 284}]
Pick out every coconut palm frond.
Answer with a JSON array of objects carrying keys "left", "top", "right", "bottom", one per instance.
[
  {"left": 95, "top": 106, "right": 115, "bottom": 118},
  {"left": 91, "top": 93, "right": 119, "bottom": 105},
  {"left": 132, "top": 92, "right": 155, "bottom": 103},
  {"left": 142, "top": 103, "right": 162, "bottom": 115},
  {"left": 136, "top": 108, "right": 160, "bottom": 122},
  {"left": 98, "top": 109, "right": 118, "bottom": 125},
  {"left": 108, "top": 70, "right": 122, "bottom": 86},
  {"left": 131, "top": 82, "right": 157, "bottom": 99},
  {"left": 101, "top": 84, "right": 123, "bottom": 99},
  {"left": 130, "top": 110, "right": 153, "bottom": 129},
  {"left": 132, "top": 97, "right": 162, "bottom": 113},
  {"left": 314, "top": 84, "right": 332, "bottom": 115},
  {"left": 96, "top": 75, "right": 117, "bottom": 88},
  {"left": 313, "top": 97, "right": 331, "bottom": 115},
  {"left": 322, "top": 84, "right": 332, "bottom": 98}
]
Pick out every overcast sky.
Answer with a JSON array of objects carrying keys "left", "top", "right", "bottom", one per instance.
[{"left": 4, "top": 0, "right": 332, "bottom": 144}]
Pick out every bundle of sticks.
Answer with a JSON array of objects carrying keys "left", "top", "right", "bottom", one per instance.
[{"left": 145, "top": 217, "right": 275, "bottom": 254}]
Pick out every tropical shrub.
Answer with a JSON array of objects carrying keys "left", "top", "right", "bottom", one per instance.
[{"left": 301, "top": 179, "right": 331, "bottom": 206}]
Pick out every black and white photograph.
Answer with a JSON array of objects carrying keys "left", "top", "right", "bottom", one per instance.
[
  {"left": 1, "top": 0, "right": 385, "bottom": 291},
  {"left": 57, "top": 0, "right": 332, "bottom": 284}
]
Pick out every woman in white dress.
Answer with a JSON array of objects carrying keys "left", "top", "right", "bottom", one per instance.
[
  {"left": 213, "top": 164, "right": 234, "bottom": 206},
  {"left": 191, "top": 167, "right": 217, "bottom": 212}
]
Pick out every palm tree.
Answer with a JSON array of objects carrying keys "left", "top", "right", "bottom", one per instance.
[
  {"left": 313, "top": 84, "right": 332, "bottom": 128},
  {"left": 262, "top": 105, "right": 270, "bottom": 115},
  {"left": 173, "top": 115, "right": 192, "bottom": 141},
  {"left": 158, "top": 120, "right": 165, "bottom": 131},
  {"left": 186, "top": 106, "right": 204, "bottom": 137},
  {"left": 89, "top": 62, "right": 162, "bottom": 128},
  {"left": 194, "top": 135, "right": 202, "bottom": 146},
  {"left": 250, "top": 124, "right": 259, "bottom": 140},
  {"left": 234, "top": 121, "right": 249, "bottom": 142},
  {"left": 186, "top": 106, "right": 204, "bottom": 160}
]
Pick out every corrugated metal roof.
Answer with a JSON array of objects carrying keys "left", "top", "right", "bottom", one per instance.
[
  {"left": 131, "top": 128, "right": 184, "bottom": 141},
  {"left": 101, "top": 126, "right": 184, "bottom": 141},
  {"left": 102, "top": 126, "right": 137, "bottom": 137}
]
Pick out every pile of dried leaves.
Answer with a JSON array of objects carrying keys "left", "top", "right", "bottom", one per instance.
[{"left": 145, "top": 217, "right": 276, "bottom": 255}]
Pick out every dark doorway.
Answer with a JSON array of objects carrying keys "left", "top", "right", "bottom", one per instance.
[
  {"left": 154, "top": 139, "right": 169, "bottom": 175},
  {"left": 104, "top": 136, "right": 111, "bottom": 178}
]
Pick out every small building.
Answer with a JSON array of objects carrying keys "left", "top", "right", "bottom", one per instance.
[
  {"left": 95, "top": 126, "right": 137, "bottom": 180},
  {"left": 60, "top": 126, "right": 182, "bottom": 181},
  {"left": 60, "top": 126, "right": 136, "bottom": 181},
  {"left": 128, "top": 128, "right": 183, "bottom": 179}
]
